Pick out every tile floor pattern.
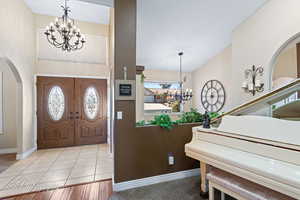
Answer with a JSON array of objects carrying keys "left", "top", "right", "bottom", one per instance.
[{"left": 0, "top": 144, "right": 113, "bottom": 198}]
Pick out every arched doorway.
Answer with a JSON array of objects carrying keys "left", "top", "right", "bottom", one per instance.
[
  {"left": 269, "top": 34, "right": 300, "bottom": 120},
  {"left": 0, "top": 57, "right": 23, "bottom": 160},
  {"left": 269, "top": 33, "right": 300, "bottom": 90}
]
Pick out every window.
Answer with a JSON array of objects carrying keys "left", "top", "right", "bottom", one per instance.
[
  {"left": 272, "top": 92, "right": 298, "bottom": 110},
  {"left": 144, "top": 82, "right": 181, "bottom": 114}
]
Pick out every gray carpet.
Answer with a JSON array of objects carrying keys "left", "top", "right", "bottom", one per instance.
[{"left": 110, "top": 176, "right": 235, "bottom": 200}]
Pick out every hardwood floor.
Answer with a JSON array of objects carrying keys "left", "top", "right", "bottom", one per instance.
[
  {"left": 2, "top": 180, "right": 113, "bottom": 200},
  {"left": 0, "top": 154, "right": 17, "bottom": 173}
]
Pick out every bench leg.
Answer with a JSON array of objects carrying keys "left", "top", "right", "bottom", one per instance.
[
  {"left": 209, "top": 182, "right": 214, "bottom": 200},
  {"left": 200, "top": 162, "right": 208, "bottom": 198}
]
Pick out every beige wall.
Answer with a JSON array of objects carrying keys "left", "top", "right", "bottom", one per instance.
[
  {"left": 36, "top": 60, "right": 110, "bottom": 78},
  {"left": 136, "top": 74, "right": 144, "bottom": 121},
  {"left": 192, "top": 46, "right": 232, "bottom": 114},
  {"left": 0, "top": 64, "right": 17, "bottom": 150},
  {"left": 0, "top": 0, "right": 36, "bottom": 153},
  {"left": 273, "top": 46, "right": 297, "bottom": 81}
]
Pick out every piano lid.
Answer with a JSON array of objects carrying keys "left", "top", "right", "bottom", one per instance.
[{"left": 216, "top": 115, "right": 300, "bottom": 147}]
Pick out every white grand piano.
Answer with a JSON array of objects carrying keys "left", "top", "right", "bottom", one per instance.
[{"left": 185, "top": 80, "right": 300, "bottom": 199}]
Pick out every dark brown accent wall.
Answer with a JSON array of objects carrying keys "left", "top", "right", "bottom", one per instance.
[{"left": 114, "top": 0, "right": 199, "bottom": 183}]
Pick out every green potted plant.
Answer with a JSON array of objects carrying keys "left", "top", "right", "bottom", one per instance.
[{"left": 150, "top": 114, "right": 177, "bottom": 130}]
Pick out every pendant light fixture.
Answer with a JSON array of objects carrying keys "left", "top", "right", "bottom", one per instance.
[
  {"left": 167, "top": 52, "right": 193, "bottom": 105},
  {"left": 44, "top": 0, "right": 86, "bottom": 52}
]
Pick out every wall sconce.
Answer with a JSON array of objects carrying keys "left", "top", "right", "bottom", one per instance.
[{"left": 242, "top": 65, "right": 264, "bottom": 96}]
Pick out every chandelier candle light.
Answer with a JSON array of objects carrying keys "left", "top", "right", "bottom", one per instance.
[
  {"left": 44, "top": 0, "right": 86, "bottom": 52},
  {"left": 242, "top": 65, "right": 264, "bottom": 96}
]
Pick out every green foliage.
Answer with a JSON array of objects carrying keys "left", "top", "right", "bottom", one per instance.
[
  {"left": 136, "top": 120, "right": 146, "bottom": 127},
  {"left": 150, "top": 114, "right": 176, "bottom": 130},
  {"left": 177, "top": 108, "right": 203, "bottom": 124},
  {"left": 136, "top": 109, "right": 222, "bottom": 129},
  {"left": 141, "top": 73, "right": 146, "bottom": 83}
]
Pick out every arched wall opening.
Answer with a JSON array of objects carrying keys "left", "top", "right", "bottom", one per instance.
[
  {"left": 267, "top": 32, "right": 300, "bottom": 120},
  {"left": 0, "top": 57, "right": 23, "bottom": 159},
  {"left": 269, "top": 32, "right": 300, "bottom": 91}
]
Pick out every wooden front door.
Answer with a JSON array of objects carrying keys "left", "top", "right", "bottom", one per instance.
[
  {"left": 75, "top": 78, "right": 107, "bottom": 145},
  {"left": 37, "top": 77, "right": 107, "bottom": 149}
]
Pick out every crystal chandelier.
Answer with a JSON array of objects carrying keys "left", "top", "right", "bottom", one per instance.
[
  {"left": 44, "top": 0, "right": 86, "bottom": 52},
  {"left": 166, "top": 52, "right": 193, "bottom": 104}
]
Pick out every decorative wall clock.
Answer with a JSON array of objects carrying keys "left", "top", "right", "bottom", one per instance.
[{"left": 201, "top": 80, "right": 226, "bottom": 112}]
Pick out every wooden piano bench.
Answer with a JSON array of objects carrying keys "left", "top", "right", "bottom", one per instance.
[{"left": 207, "top": 167, "right": 296, "bottom": 200}]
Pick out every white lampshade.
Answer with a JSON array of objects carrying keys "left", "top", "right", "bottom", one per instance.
[
  {"left": 255, "top": 79, "right": 261, "bottom": 88},
  {"left": 242, "top": 81, "right": 248, "bottom": 89},
  {"left": 248, "top": 83, "right": 254, "bottom": 91}
]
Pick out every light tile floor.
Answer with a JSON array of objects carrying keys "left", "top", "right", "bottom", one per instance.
[{"left": 0, "top": 144, "right": 113, "bottom": 198}]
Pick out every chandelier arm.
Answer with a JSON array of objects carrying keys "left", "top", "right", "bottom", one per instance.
[
  {"left": 69, "top": 41, "right": 79, "bottom": 50},
  {"left": 50, "top": 36, "right": 64, "bottom": 47},
  {"left": 46, "top": 30, "right": 64, "bottom": 48},
  {"left": 76, "top": 43, "right": 84, "bottom": 50},
  {"left": 76, "top": 42, "right": 84, "bottom": 50},
  {"left": 46, "top": 35, "right": 59, "bottom": 47}
]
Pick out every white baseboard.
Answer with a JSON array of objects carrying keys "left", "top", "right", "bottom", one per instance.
[
  {"left": 113, "top": 168, "right": 200, "bottom": 192},
  {"left": 16, "top": 146, "right": 37, "bottom": 160},
  {"left": 0, "top": 148, "right": 17, "bottom": 155}
]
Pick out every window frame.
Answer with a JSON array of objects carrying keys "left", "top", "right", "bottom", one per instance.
[{"left": 143, "top": 80, "right": 183, "bottom": 114}]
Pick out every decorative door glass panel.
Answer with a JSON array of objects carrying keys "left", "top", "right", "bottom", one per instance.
[
  {"left": 84, "top": 86, "right": 100, "bottom": 120},
  {"left": 48, "top": 86, "right": 65, "bottom": 121}
]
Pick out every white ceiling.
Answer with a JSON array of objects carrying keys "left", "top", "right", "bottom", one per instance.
[
  {"left": 137, "top": 0, "right": 267, "bottom": 72},
  {"left": 24, "top": 0, "right": 110, "bottom": 24}
]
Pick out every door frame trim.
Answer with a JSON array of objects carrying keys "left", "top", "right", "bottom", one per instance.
[{"left": 34, "top": 74, "right": 111, "bottom": 150}]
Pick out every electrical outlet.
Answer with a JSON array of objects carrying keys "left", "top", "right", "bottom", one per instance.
[{"left": 168, "top": 153, "right": 175, "bottom": 165}]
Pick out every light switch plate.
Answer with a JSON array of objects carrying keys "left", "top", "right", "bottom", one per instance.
[
  {"left": 168, "top": 154, "right": 175, "bottom": 165},
  {"left": 117, "top": 111, "right": 123, "bottom": 120}
]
